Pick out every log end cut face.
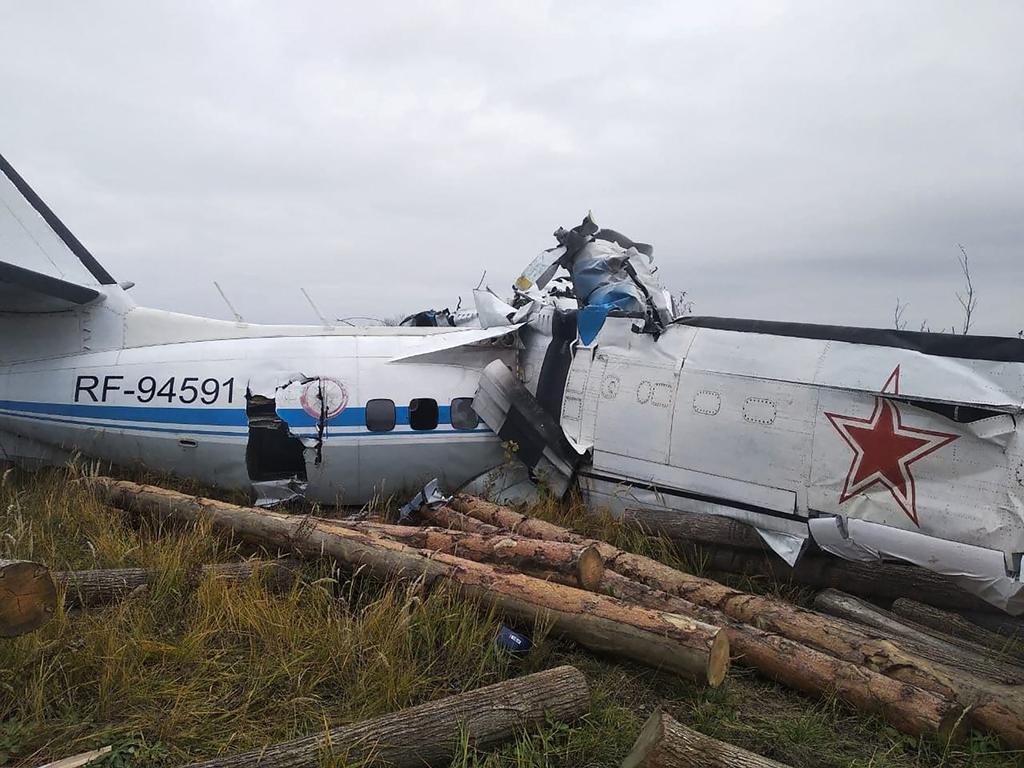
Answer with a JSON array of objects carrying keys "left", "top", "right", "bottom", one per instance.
[
  {"left": 0, "top": 560, "right": 57, "bottom": 637},
  {"left": 577, "top": 545, "right": 606, "bottom": 591},
  {"left": 620, "top": 710, "right": 670, "bottom": 768},
  {"left": 706, "top": 627, "right": 731, "bottom": 688},
  {"left": 662, "top": 611, "right": 731, "bottom": 688}
]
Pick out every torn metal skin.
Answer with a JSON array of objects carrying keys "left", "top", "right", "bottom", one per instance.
[
  {"left": 245, "top": 375, "right": 313, "bottom": 507},
  {"left": 398, "top": 477, "right": 451, "bottom": 524},
  {"left": 470, "top": 214, "right": 1024, "bottom": 614},
  {"left": 245, "top": 371, "right": 358, "bottom": 505}
]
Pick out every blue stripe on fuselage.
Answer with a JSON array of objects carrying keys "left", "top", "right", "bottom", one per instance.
[
  {"left": 0, "top": 399, "right": 249, "bottom": 426},
  {"left": 0, "top": 400, "right": 485, "bottom": 436},
  {"left": 0, "top": 409, "right": 246, "bottom": 437}
]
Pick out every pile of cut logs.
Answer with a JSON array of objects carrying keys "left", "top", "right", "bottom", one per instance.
[{"left": 4, "top": 476, "right": 1024, "bottom": 767}]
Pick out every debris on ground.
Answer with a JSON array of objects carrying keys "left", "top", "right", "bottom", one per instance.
[{"left": 9, "top": 472, "right": 1024, "bottom": 765}]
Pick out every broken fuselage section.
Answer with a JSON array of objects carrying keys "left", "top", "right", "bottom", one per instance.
[{"left": 473, "top": 216, "right": 1024, "bottom": 614}]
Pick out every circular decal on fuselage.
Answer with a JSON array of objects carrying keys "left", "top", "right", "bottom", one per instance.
[{"left": 300, "top": 378, "right": 349, "bottom": 421}]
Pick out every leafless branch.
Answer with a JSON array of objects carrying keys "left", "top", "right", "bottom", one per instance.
[
  {"left": 954, "top": 244, "right": 978, "bottom": 335},
  {"left": 893, "top": 298, "right": 908, "bottom": 330}
]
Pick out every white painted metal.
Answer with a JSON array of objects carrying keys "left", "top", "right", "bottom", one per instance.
[
  {"left": 556, "top": 316, "right": 1024, "bottom": 612},
  {"left": 0, "top": 327, "right": 513, "bottom": 504},
  {"left": 686, "top": 327, "right": 1024, "bottom": 409}
]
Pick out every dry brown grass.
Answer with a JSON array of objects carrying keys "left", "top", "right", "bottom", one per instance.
[{"left": 1, "top": 467, "right": 1021, "bottom": 767}]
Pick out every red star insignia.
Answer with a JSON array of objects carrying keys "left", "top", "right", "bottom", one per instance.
[{"left": 824, "top": 366, "right": 958, "bottom": 526}]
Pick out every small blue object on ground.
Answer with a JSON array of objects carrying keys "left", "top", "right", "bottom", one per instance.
[{"left": 495, "top": 624, "right": 532, "bottom": 657}]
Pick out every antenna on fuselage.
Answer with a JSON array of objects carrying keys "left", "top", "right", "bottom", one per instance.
[
  {"left": 214, "top": 281, "right": 245, "bottom": 324},
  {"left": 301, "top": 287, "right": 333, "bottom": 328}
]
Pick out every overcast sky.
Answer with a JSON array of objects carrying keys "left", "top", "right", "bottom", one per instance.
[{"left": 2, "top": 1, "right": 1022, "bottom": 334}]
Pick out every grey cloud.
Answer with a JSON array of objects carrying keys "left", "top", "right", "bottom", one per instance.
[{"left": 1, "top": 1, "right": 1021, "bottom": 334}]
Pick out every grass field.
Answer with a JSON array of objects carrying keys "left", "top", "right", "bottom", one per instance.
[{"left": 1, "top": 466, "right": 1022, "bottom": 767}]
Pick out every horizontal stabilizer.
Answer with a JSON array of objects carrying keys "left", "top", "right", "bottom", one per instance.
[
  {"left": 0, "top": 260, "right": 101, "bottom": 312},
  {"left": 0, "top": 152, "right": 116, "bottom": 289}
]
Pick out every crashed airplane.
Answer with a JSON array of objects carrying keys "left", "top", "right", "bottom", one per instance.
[{"left": 1, "top": 153, "right": 1022, "bottom": 614}]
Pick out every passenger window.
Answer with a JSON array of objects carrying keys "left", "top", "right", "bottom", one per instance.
[
  {"left": 409, "top": 398, "right": 439, "bottom": 431},
  {"left": 450, "top": 397, "right": 479, "bottom": 430},
  {"left": 365, "top": 399, "right": 396, "bottom": 432}
]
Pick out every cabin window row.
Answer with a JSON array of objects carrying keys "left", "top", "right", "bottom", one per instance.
[{"left": 364, "top": 397, "right": 480, "bottom": 432}]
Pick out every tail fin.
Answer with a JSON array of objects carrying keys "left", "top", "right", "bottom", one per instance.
[{"left": 0, "top": 152, "right": 115, "bottom": 311}]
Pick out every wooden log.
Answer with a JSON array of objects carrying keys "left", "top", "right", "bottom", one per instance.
[
  {"left": 807, "top": 589, "right": 1024, "bottom": 745},
  {"left": 621, "top": 507, "right": 769, "bottom": 551},
  {"left": 321, "top": 521, "right": 605, "bottom": 590},
  {"left": 88, "top": 477, "right": 729, "bottom": 686},
  {"left": 437, "top": 495, "right": 964, "bottom": 739},
  {"left": 698, "top": 546, "right": 997, "bottom": 613},
  {"left": 622, "top": 710, "right": 791, "bottom": 768},
  {"left": 449, "top": 495, "right": 997, "bottom": 613},
  {"left": 812, "top": 589, "right": 1024, "bottom": 685},
  {"left": 598, "top": 571, "right": 964, "bottom": 741},
  {"left": 184, "top": 665, "right": 589, "bottom": 768},
  {"left": 451, "top": 496, "right": 1024, "bottom": 747},
  {"left": 56, "top": 559, "right": 299, "bottom": 608},
  {"left": 446, "top": 501, "right": 962, "bottom": 739},
  {"left": 620, "top": 506, "right": 1018, "bottom": 628},
  {"left": 418, "top": 504, "right": 503, "bottom": 535},
  {"left": 0, "top": 558, "right": 57, "bottom": 637},
  {"left": 892, "top": 599, "right": 1024, "bottom": 660},
  {"left": 954, "top": 609, "right": 1024, "bottom": 639},
  {"left": 449, "top": 495, "right": 579, "bottom": 542}
]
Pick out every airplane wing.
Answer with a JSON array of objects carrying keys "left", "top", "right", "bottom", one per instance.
[
  {"left": 0, "top": 152, "right": 115, "bottom": 312},
  {"left": 388, "top": 324, "right": 523, "bottom": 363}
]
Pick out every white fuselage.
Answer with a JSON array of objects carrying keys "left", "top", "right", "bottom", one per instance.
[{"left": 0, "top": 301, "right": 515, "bottom": 505}]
